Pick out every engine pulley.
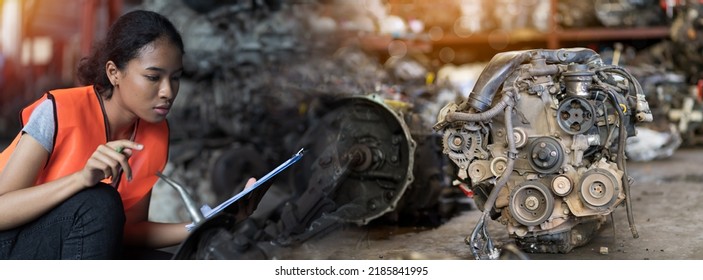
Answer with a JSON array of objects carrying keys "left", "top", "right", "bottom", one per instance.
[
  {"left": 511, "top": 127, "right": 528, "bottom": 148},
  {"left": 509, "top": 181, "right": 555, "bottom": 226},
  {"left": 551, "top": 175, "right": 573, "bottom": 196},
  {"left": 556, "top": 96, "right": 596, "bottom": 135},
  {"left": 579, "top": 168, "right": 620, "bottom": 209},
  {"left": 490, "top": 157, "right": 508, "bottom": 177},
  {"left": 528, "top": 137, "right": 565, "bottom": 174}
]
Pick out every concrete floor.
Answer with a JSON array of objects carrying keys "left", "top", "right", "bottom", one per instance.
[{"left": 276, "top": 147, "right": 703, "bottom": 260}]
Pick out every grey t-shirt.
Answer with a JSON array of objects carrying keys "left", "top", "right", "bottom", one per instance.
[{"left": 22, "top": 99, "right": 55, "bottom": 153}]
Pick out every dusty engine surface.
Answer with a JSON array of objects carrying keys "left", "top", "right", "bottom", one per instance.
[{"left": 434, "top": 48, "right": 653, "bottom": 257}]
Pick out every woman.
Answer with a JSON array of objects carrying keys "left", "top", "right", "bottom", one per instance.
[{"left": 0, "top": 10, "right": 253, "bottom": 259}]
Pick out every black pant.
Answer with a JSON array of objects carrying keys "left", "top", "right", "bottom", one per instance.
[{"left": 0, "top": 183, "right": 125, "bottom": 259}]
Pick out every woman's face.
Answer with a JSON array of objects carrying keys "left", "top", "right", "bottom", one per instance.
[{"left": 113, "top": 36, "right": 183, "bottom": 123}]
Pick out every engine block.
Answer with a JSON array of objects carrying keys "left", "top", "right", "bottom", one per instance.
[{"left": 434, "top": 48, "right": 652, "bottom": 255}]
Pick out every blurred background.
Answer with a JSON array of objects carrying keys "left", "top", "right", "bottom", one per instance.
[{"left": 0, "top": 0, "right": 691, "bottom": 140}]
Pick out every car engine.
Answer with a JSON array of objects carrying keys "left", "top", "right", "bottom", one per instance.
[{"left": 433, "top": 48, "right": 653, "bottom": 258}]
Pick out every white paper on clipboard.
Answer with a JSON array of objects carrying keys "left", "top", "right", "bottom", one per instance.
[{"left": 186, "top": 148, "right": 304, "bottom": 231}]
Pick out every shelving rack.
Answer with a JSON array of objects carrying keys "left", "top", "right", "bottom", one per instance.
[{"left": 361, "top": 0, "right": 671, "bottom": 61}]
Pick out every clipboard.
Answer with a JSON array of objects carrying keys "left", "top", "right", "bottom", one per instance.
[{"left": 185, "top": 148, "right": 304, "bottom": 231}]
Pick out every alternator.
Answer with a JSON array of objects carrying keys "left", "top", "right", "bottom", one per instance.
[{"left": 434, "top": 48, "right": 652, "bottom": 256}]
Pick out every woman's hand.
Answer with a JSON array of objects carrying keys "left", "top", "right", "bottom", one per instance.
[
  {"left": 244, "top": 177, "right": 256, "bottom": 189},
  {"left": 233, "top": 177, "right": 269, "bottom": 221},
  {"left": 77, "top": 140, "right": 143, "bottom": 188}
]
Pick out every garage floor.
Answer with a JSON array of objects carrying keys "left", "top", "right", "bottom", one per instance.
[{"left": 276, "top": 147, "right": 703, "bottom": 260}]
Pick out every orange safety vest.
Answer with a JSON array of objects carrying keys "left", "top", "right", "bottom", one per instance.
[{"left": 0, "top": 86, "right": 169, "bottom": 211}]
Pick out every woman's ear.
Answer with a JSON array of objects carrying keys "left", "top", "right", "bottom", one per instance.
[{"left": 105, "top": 61, "right": 119, "bottom": 86}]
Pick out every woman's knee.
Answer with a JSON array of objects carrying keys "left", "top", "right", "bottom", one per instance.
[
  {"left": 67, "top": 183, "right": 126, "bottom": 227},
  {"left": 1, "top": 183, "right": 127, "bottom": 259}
]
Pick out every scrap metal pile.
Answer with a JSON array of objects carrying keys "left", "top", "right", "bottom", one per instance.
[
  {"left": 139, "top": 0, "right": 464, "bottom": 259},
  {"left": 635, "top": 2, "right": 703, "bottom": 147},
  {"left": 558, "top": 0, "right": 667, "bottom": 28},
  {"left": 612, "top": 1, "right": 703, "bottom": 160}
]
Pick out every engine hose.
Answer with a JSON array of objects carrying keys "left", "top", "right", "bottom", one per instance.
[
  {"left": 589, "top": 84, "right": 618, "bottom": 148},
  {"left": 597, "top": 65, "right": 644, "bottom": 98},
  {"left": 597, "top": 66, "right": 653, "bottom": 122},
  {"left": 446, "top": 94, "right": 513, "bottom": 123},
  {"left": 483, "top": 104, "right": 517, "bottom": 211},
  {"left": 604, "top": 88, "right": 639, "bottom": 239},
  {"left": 538, "top": 48, "right": 602, "bottom": 66},
  {"left": 469, "top": 104, "right": 518, "bottom": 260},
  {"left": 468, "top": 51, "right": 532, "bottom": 112}
]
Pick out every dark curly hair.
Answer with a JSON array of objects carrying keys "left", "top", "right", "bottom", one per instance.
[{"left": 77, "top": 10, "right": 184, "bottom": 97}]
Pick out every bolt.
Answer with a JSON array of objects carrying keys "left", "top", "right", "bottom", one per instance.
[
  {"left": 453, "top": 136, "right": 462, "bottom": 146},
  {"left": 385, "top": 191, "right": 395, "bottom": 201},
  {"left": 539, "top": 150, "right": 548, "bottom": 160},
  {"left": 525, "top": 196, "right": 539, "bottom": 210}
]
